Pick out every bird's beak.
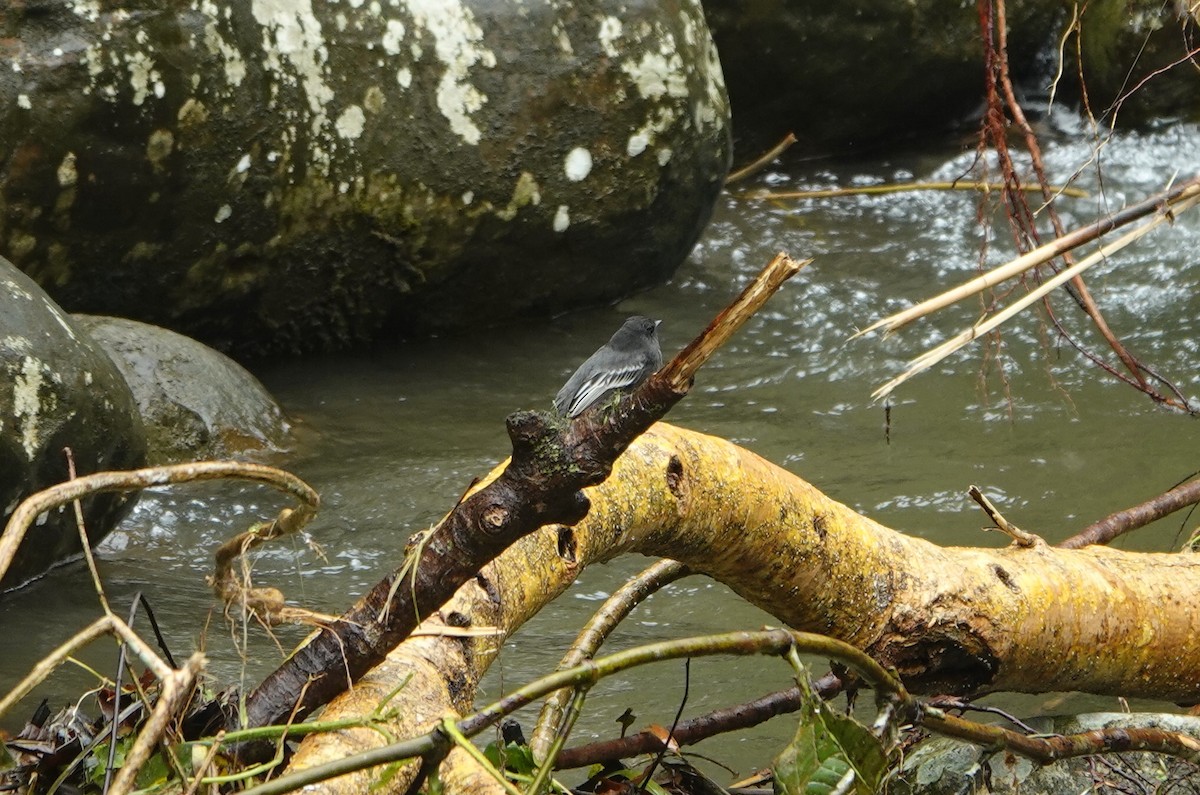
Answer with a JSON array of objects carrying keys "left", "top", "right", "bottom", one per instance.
[{"left": 654, "top": 320, "right": 662, "bottom": 329}]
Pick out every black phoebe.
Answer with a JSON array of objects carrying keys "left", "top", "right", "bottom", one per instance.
[{"left": 554, "top": 316, "right": 663, "bottom": 418}]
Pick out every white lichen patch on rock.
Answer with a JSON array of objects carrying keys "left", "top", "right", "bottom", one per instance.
[
  {"left": 564, "top": 147, "right": 593, "bottom": 182},
  {"left": 336, "top": 105, "right": 367, "bottom": 139},
  {"left": 57, "top": 153, "right": 79, "bottom": 187},
  {"left": 407, "top": 0, "right": 496, "bottom": 146},
  {"left": 610, "top": 2, "right": 728, "bottom": 169},
  {"left": 553, "top": 204, "right": 570, "bottom": 232},
  {"left": 598, "top": 16, "right": 622, "bottom": 58},
  {"left": 382, "top": 18, "right": 407, "bottom": 54},
  {"left": 364, "top": 85, "right": 386, "bottom": 112},
  {"left": 1, "top": 335, "right": 32, "bottom": 354},
  {"left": 680, "top": 0, "right": 728, "bottom": 132},
  {"left": 552, "top": 19, "right": 574, "bottom": 55},
  {"left": 146, "top": 129, "right": 175, "bottom": 171},
  {"left": 68, "top": 0, "right": 103, "bottom": 23},
  {"left": 177, "top": 97, "right": 210, "bottom": 127},
  {"left": 628, "top": 107, "right": 679, "bottom": 161},
  {"left": 627, "top": 132, "right": 649, "bottom": 157},
  {"left": 250, "top": 0, "right": 338, "bottom": 170},
  {"left": 201, "top": 1, "right": 248, "bottom": 88},
  {"left": 621, "top": 36, "right": 688, "bottom": 102},
  {"left": 12, "top": 357, "right": 47, "bottom": 461}
]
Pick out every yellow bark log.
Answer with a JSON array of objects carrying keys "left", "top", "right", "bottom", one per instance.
[{"left": 286, "top": 422, "right": 1200, "bottom": 793}]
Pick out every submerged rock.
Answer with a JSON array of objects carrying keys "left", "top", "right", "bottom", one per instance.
[
  {"left": 1, "top": 0, "right": 730, "bottom": 356},
  {"left": 895, "top": 712, "right": 1200, "bottom": 794},
  {"left": 0, "top": 258, "right": 146, "bottom": 591},
  {"left": 73, "top": 316, "right": 291, "bottom": 464}
]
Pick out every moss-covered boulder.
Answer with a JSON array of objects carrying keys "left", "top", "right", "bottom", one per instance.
[
  {"left": 73, "top": 316, "right": 290, "bottom": 464},
  {"left": 1, "top": 0, "right": 730, "bottom": 356},
  {"left": 0, "top": 257, "right": 146, "bottom": 592},
  {"left": 1063, "top": 1, "right": 1200, "bottom": 126},
  {"left": 705, "top": 0, "right": 1200, "bottom": 157},
  {"left": 705, "top": 0, "right": 1059, "bottom": 156}
]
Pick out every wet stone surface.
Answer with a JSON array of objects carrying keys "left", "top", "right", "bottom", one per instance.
[
  {"left": 1, "top": 0, "right": 731, "bottom": 356},
  {"left": 73, "top": 315, "right": 291, "bottom": 464},
  {"left": 0, "top": 257, "right": 146, "bottom": 591}
]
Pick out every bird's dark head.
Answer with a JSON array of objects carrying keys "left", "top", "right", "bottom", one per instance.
[{"left": 622, "top": 315, "right": 660, "bottom": 339}]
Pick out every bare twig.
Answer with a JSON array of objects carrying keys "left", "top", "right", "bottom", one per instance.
[
  {"left": 853, "top": 177, "right": 1200, "bottom": 339},
  {"left": 637, "top": 659, "right": 690, "bottom": 794},
  {"left": 921, "top": 705, "right": 1200, "bottom": 765},
  {"left": 530, "top": 559, "right": 690, "bottom": 760},
  {"left": 869, "top": 192, "right": 1200, "bottom": 399},
  {"left": 663, "top": 252, "right": 810, "bottom": 393},
  {"left": 1060, "top": 477, "right": 1200, "bottom": 549},
  {"left": 725, "top": 132, "right": 797, "bottom": 185},
  {"left": 744, "top": 181, "right": 1088, "bottom": 201},
  {"left": 554, "top": 681, "right": 834, "bottom": 770},
  {"left": 0, "top": 461, "right": 320, "bottom": 586},
  {"left": 107, "top": 653, "right": 206, "bottom": 795},
  {"left": 968, "top": 485, "right": 1040, "bottom": 547}
]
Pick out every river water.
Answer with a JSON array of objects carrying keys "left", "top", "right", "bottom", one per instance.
[{"left": 3, "top": 118, "right": 1198, "bottom": 776}]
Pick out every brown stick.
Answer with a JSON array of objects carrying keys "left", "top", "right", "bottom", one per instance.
[
  {"left": 553, "top": 675, "right": 841, "bottom": 770},
  {"left": 922, "top": 707, "right": 1200, "bottom": 765},
  {"left": 724, "top": 132, "right": 797, "bottom": 185},
  {"left": 236, "top": 253, "right": 810, "bottom": 736},
  {"left": 1059, "top": 478, "right": 1200, "bottom": 549},
  {"left": 968, "top": 485, "right": 1039, "bottom": 547}
]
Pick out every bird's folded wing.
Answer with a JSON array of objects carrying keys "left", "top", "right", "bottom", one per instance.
[{"left": 555, "top": 362, "right": 646, "bottom": 417}]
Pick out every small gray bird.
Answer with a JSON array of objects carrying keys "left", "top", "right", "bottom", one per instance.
[{"left": 554, "top": 316, "right": 663, "bottom": 418}]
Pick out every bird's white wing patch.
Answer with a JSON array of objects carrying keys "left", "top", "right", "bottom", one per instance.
[{"left": 562, "top": 362, "right": 645, "bottom": 417}]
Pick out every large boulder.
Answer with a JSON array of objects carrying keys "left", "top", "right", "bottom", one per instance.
[
  {"left": 1, "top": 0, "right": 730, "bottom": 356},
  {"left": 705, "top": 0, "right": 1200, "bottom": 157},
  {"left": 0, "top": 257, "right": 146, "bottom": 591},
  {"left": 73, "top": 316, "right": 291, "bottom": 464},
  {"left": 704, "top": 0, "right": 1059, "bottom": 156}
]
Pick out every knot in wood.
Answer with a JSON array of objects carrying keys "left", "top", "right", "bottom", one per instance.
[{"left": 483, "top": 504, "right": 508, "bottom": 529}]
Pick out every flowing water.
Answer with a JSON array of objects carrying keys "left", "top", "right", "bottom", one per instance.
[{"left": 3, "top": 117, "right": 1199, "bottom": 776}]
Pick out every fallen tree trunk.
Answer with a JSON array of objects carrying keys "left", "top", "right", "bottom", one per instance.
[{"left": 285, "top": 421, "right": 1200, "bottom": 793}]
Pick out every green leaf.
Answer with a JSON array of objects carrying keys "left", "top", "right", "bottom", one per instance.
[
  {"left": 134, "top": 750, "right": 172, "bottom": 790},
  {"left": 481, "top": 741, "right": 538, "bottom": 777},
  {"left": 773, "top": 666, "right": 888, "bottom": 795}
]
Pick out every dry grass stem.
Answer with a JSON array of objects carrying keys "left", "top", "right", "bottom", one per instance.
[
  {"left": 0, "top": 616, "right": 112, "bottom": 720},
  {"left": 747, "top": 181, "right": 1088, "bottom": 201},
  {"left": 107, "top": 653, "right": 206, "bottom": 795},
  {"left": 870, "top": 192, "right": 1200, "bottom": 400},
  {"left": 0, "top": 461, "right": 319, "bottom": 586},
  {"left": 725, "top": 132, "right": 797, "bottom": 185},
  {"left": 854, "top": 179, "right": 1200, "bottom": 340},
  {"left": 531, "top": 559, "right": 689, "bottom": 761}
]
